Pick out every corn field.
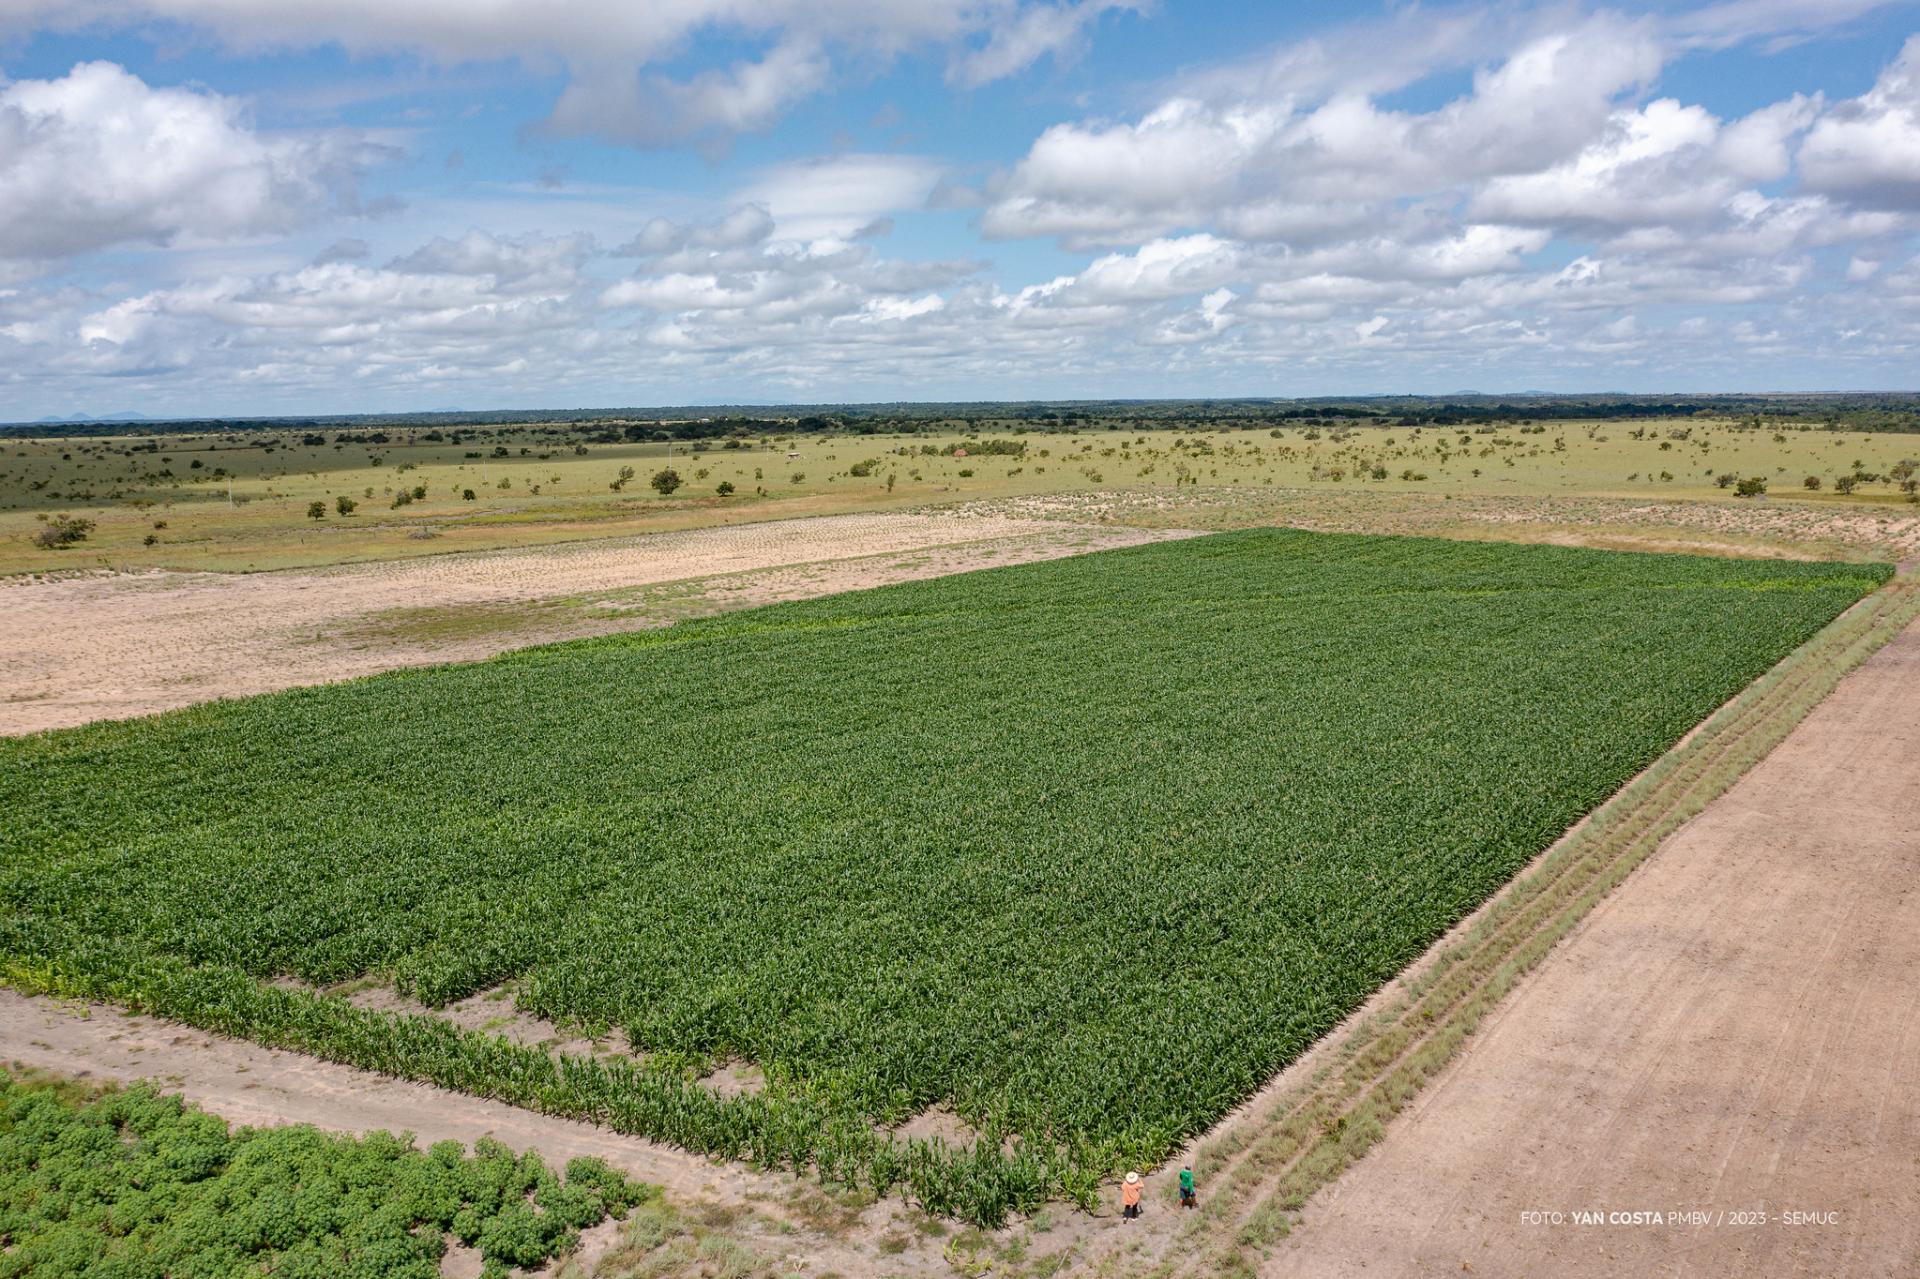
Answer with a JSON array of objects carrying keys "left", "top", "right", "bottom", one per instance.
[{"left": 0, "top": 530, "right": 1889, "bottom": 1224}]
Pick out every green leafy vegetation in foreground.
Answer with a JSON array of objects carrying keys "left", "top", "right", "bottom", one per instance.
[
  {"left": 0, "top": 1072, "right": 650, "bottom": 1279},
  {"left": 0, "top": 531, "right": 1891, "bottom": 1224}
]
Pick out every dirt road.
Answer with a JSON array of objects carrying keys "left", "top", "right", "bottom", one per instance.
[
  {"left": 1, "top": 511, "right": 1190, "bottom": 735},
  {"left": 1270, "top": 619, "right": 1920, "bottom": 1278}
]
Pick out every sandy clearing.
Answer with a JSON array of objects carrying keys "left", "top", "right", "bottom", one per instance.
[
  {"left": 0, "top": 510, "right": 1192, "bottom": 735},
  {"left": 1269, "top": 617, "right": 1920, "bottom": 1279}
]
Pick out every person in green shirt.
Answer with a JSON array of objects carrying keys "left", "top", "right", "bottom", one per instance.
[{"left": 1178, "top": 1166, "right": 1197, "bottom": 1210}]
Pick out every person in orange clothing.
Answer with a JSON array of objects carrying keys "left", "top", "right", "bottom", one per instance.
[{"left": 1121, "top": 1170, "right": 1142, "bottom": 1219}]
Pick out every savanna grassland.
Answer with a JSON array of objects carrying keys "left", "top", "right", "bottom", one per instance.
[
  {"left": 5, "top": 414, "right": 1919, "bottom": 575},
  {"left": 1, "top": 530, "right": 1888, "bottom": 1226}
]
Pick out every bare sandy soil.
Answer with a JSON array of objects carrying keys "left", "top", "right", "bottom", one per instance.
[
  {"left": 1269, "top": 618, "right": 1920, "bottom": 1279},
  {"left": 0, "top": 510, "right": 1191, "bottom": 735}
]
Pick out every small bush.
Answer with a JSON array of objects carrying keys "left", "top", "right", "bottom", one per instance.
[
  {"left": 1735, "top": 476, "right": 1767, "bottom": 498},
  {"left": 1803, "top": 475, "right": 1822, "bottom": 490},
  {"left": 34, "top": 514, "right": 94, "bottom": 549},
  {"left": 463, "top": 489, "right": 477, "bottom": 501},
  {"left": 716, "top": 481, "right": 736, "bottom": 496}
]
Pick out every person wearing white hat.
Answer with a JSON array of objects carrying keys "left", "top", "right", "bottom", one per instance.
[{"left": 1121, "top": 1170, "right": 1143, "bottom": 1219}]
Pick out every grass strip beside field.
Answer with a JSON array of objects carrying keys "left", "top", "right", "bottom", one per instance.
[{"left": 0, "top": 530, "right": 1892, "bottom": 1224}]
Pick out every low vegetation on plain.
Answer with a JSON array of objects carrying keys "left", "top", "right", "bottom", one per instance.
[{"left": 0, "top": 1071, "right": 650, "bottom": 1279}]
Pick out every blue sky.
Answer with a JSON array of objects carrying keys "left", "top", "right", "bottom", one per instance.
[{"left": 0, "top": 1, "right": 1917, "bottom": 417}]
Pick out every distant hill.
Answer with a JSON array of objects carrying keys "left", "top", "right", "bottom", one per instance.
[{"left": 33, "top": 411, "right": 153, "bottom": 424}]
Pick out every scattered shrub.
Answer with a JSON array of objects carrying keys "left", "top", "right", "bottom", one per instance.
[{"left": 33, "top": 514, "right": 94, "bottom": 549}]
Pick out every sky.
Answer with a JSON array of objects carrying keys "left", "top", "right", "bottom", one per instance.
[{"left": 0, "top": 1, "right": 1917, "bottom": 417}]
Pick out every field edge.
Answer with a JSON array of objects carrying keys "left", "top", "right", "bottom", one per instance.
[{"left": 1156, "top": 570, "right": 1920, "bottom": 1278}]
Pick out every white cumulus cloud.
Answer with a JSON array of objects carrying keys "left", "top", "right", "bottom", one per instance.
[{"left": 0, "top": 61, "right": 376, "bottom": 261}]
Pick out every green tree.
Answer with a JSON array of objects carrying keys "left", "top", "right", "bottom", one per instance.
[
  {"left": 34, "top": 514, "right": 95, "bottom": 548},
  {"left": 307, "top": 500, "right": 327, "bottom": 519},
  {"left": 650, "top": 468, "right": 683, "bottom": 496},
  {"left": 336, "top": 495, "right": 358, "bottom": 516}
]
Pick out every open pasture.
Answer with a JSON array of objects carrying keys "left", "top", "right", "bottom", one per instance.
[
  {"left": 0, "top": 530, "right": 1890, "bottom": 1223},
  {"left": 3, "top": 419, "right": 1916, "bottom": 574}
]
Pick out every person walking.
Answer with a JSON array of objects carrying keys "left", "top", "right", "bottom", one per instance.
[
  {"left": 1178, "top": 1166, "right": 1197, "bottom": 1210},
  {"left": 1121, "top": 1171, "right": 1142, "bottom": 1220}
]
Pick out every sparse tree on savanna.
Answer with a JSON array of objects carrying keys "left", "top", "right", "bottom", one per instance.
[
  {"left": 33, "top": 514, "right": 94, "bottom": 549},
  {"left": 651, "top": 468, "right": 682, "bottom": 496},
  {"left": 716, "top": 481, "right": 735, "bottom": 496},
  {"left": 336, "top": 495, "right": 357, "bottom": 516},
  {"left": 610, "top": 466, "right": 635, "bottom": 492},
  {"left": 307, "top": 501, "right": 327, "bottom": 519}
]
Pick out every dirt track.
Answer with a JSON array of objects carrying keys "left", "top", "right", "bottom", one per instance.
[
  {"left": 0, "top": 511, "right": 1189, "bottom": 735},
  {"left": 1270, "top": 618, "right": 1920, "bottom": 1278}
]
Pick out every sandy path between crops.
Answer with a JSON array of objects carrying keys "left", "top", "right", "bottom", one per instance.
[
  {"left": 1269, "top": 617, "right": 1920, "bottom": 1279},
  {"left": 0, "top": 511, "right": 1193, "bottom": 735}
]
